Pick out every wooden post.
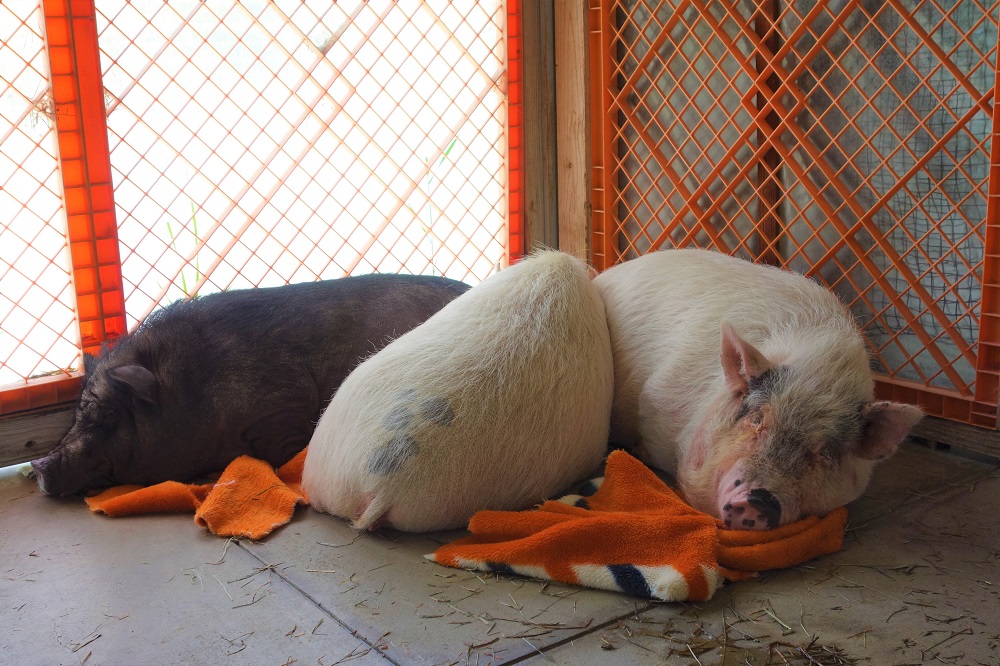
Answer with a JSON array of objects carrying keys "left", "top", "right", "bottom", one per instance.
[
  {"left": 554, "top": 0, "right": 592, "bottom": 262},
  {"left": 754, "top": 0, "right": 783, "bottom": 266}
]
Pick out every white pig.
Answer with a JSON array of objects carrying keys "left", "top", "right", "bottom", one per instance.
[
  {"left": 303, "top": 251, "right": 615, "bottom": 532},
  {"left": 594, "top": 249, "right": 923, "bottom": 530}
]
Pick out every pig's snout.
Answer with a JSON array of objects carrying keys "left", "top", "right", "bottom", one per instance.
[
  {"left": 716, "top": 464, "right": 784, "bottom": 530},
  {"left": 30, "top": 457, "right": 59, "bottom": 495},
  {"left": 30, "top": 451, "right": 103, "bottom": 497},
  {"left": 721, "top": 486, "right": 782, "bottom": 531}
]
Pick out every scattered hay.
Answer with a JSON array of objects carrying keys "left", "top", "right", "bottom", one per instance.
[
  {"left": 765, "top": 637, "right": 860, "bottom": 665},
  {"left": 70, "top": 631, "right": 101, "bottom": 653},
  {"left": 328, "top": 630, "right": 389, "bottom": 665},
  {"left": 317, "top": 534, "right": 362, "bottom": 549}
]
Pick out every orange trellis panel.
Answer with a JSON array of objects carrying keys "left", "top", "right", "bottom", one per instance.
[
  {"left": 589, "top": 0, "right": 1000, "bottom": 428},
  {"left": 0, "top": 0, "right": 126, "bottom": 415},
  {"left": 507, "top": 0, "right": 526, "bottom": 263},
  {"left": 45, "top": 0, "right": 128, "bottom": 356}
]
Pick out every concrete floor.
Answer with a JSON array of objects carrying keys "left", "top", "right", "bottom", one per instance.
[{"left": 2, "top": 442, "right": 999, "bottom": 665}]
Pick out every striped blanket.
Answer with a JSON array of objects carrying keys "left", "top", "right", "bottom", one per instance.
[{"left": 428, "top": 450, "right": 848, "bottom": 602}]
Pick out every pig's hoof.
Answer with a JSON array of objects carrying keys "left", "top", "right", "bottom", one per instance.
[
  {"left": 366, "top": 514, "right": 388, "bottom": 532},
  {"left": 368, "top": 433, "right": 420, "bottom": 475}
]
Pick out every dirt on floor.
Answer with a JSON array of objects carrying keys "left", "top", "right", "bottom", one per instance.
[{"left": 1, "top": 441, "right": 998, "bottom": 665}]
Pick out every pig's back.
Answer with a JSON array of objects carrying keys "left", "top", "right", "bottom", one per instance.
[
  {"left": 127, "top": 274, "right": 469, "bottom": 465},
  {"left": 593, "top": 249, "right": 867, "bottom": 448},
  {"left": 303, "top": 252, "right": 615, "bottom": 532},
  {"left": 144, "top": 274, "right": 468, "bottom": 383}
]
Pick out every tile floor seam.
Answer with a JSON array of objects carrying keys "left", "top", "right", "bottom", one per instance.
[
  {"left": 236, "top": 540, "right": 398, "bottom": 666},
  {"left": 501, "top": 602, "right": 656, "bottom": 664}
]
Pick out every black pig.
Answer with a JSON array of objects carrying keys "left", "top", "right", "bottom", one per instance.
[{"left": 32, "top": 274, "right": 470, "bottom": 496}]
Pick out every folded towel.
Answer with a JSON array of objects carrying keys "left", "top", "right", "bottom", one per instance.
[
  {"left": 427, "top": 450, "right": 848, "bottom": 601},
  {"left": 85, "top": 450, "right": 308, "bottom": 540}
]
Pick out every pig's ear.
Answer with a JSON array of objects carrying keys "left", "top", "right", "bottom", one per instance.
[
  {"left": 107, "top": 365, "right": 159, "bottom": 414},
  {"left": 720, "top": 321, "right": 772, "bottom": 393},
  {"left": 855, "top": 401, "right": 923, "bottom": 461}
]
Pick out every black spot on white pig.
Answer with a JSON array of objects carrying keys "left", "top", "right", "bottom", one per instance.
[
  {"left": 594, "top": 249, "right": 923, "bottom": 530},
  {"left": 31, "top": 275, "right": 469, "bottom": 496},
  {"left": 303, "top": 251, "right": 615, "bottom": 532}
]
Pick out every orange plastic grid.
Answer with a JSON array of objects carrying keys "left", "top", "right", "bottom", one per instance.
[
  {"left": 589, "top": 0, "right": 1000, "bottom": 427},
  {"left": 507, "top": 0, "right": 526, "bottom": 263},
  {"left": 1, "top": 1, "right": 524, "bottom": 416},
  {"left": 0, "top": 0, "right": 126, "bottom": 415}
]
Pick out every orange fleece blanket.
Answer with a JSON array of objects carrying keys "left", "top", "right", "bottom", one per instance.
[
  {"left": 85, "top": 450, "right": 309, "bottom": 540},
  {"left": 85, "top": 448, "right": 846, "bottom": 601},
  {"left": 428, "top": 450, "right": 848, "bottom": 601}
]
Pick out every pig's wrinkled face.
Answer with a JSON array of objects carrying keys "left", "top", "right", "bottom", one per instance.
[
  {"left": 679, "top": 323, "right": 923, "bottom": 530},
  {"left": 704, "top": 385, "right": 870, "bottom": 529},
  {"left": 33, "top": 386, "right": 126, "bottom": 496},
  {"left": 31, "top": 359, "right": 177, "bottom": 496}
]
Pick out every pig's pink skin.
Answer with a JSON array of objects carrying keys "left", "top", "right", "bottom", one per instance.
[
  {"left": 692, "top": 396, "right": 799, "bottom": 529},
  {"left": 675, "top": 391, "right": 740, "bottom": 516},
  {"left": 716, "top": 464, "right": 754, "bottom": 525}
]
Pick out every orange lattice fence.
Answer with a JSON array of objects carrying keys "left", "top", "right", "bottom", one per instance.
[
  {"left": 0, "top": 0, "right": 121, "bottom": 413},
  {"left": 1, "top": 0, "right": 523, "bottom": 416},
  {"left": 590, "top": 0, "right": 1000, "bottom": 427}
]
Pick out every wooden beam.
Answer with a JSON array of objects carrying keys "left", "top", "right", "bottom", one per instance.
[
  {"left": 911, "top": 415, "right": 1000, "bottom": 461},
  {"left": 0, "top": 405, "right": 75, "bottom": 469},
  {"left": 521, "top": 0, "right": 558, "bottom": 251},
  {"left": 554, "top": 0, "right": 591, "bottom": 261}
]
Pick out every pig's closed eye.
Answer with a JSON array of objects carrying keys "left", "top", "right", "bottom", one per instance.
[
  {"left": 749, "top": 412, "right": 763, "bottom": 427},
  {"left": 95, "top": 406, "right": 122, "bottom": 429},
  {"left": 814, "top": 448, "right": 836, "bottom": 468}
]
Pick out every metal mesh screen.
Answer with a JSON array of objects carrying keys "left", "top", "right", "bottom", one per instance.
[
  {"left": 97, "top": 0, "right": 514, "bottom": 328},
  {"left": 590, "top": 0, "right": 1000, "bottom": 425}
]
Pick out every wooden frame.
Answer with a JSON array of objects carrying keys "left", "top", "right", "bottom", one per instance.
[{"left": 0, "top": 407, "right": 74, "bottom": 469}]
